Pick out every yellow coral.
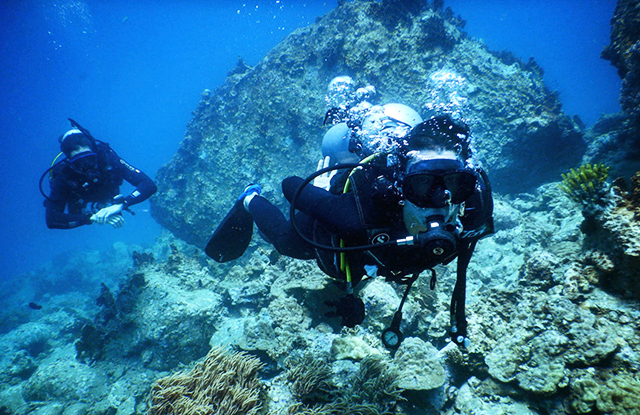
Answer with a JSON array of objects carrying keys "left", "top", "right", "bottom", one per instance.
[
  {"left": 559, "top": 163, "right": 610, "bottom": 208},
  {"left": 149, "top": 346, "right": 264, "bottom": 415}
]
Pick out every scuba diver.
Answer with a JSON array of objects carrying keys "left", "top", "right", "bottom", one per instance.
[
  {"left": 40, "top": 119, "right": 157, "bottom": 229},
  {"left": 206, "top": 101, "right": 493, "bottom": 349}
]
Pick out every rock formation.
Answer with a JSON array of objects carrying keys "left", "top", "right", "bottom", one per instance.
[
  {"left": 590, "top": 0, "right": 640, "bottom": 179},
  {"left": 602, "top": 0, "right": 640, "bottom": 137}
]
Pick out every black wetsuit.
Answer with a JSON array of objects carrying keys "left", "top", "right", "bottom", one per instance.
[
  {"left": 249, "top": 161, "right": 493, "bottom": 283},
  {"left": 44, "top": 143, "right": 157, "bottom": 229},
  {"left": 248, "top": 157, "right": 493, "bottom": 342}
]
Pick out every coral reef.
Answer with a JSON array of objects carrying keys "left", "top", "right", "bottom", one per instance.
[
  {"left": 148, "top": 346, "right": 264, "bottom": 415},
  {"left": 580, "top": 181, "right": 640, "bottom": 300},
  {"left": 590, "top": 0, "right": 640, "bottom": 181},
  {"left": 2, "top": 180, "right": 640, "bottom": 414},
  {"left": 581, "top": 112, "right": 640, "bottom": 182},
  {"left": 75, "top": 265, "right": 147, "bottom": 363},
  {"left": 570, "top": 369, "right": 640, "bottom": 414},
  {"left": 626, "top": 170, "right": 640, "bottom": 208},
  {"left": 4, "top": 2, "right": 640, "bottom": 415},
  {"left": 392, "top": 337, "right": 445, "bottom": 392}
]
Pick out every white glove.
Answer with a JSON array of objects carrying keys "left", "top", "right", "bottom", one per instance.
[
  {"left": 91, "top": 204, "right": 124, "bottom": 225},
  {"left": 312, "top": 156, "right": 336, "bottom": 191},
  {"left": 106, "top": 214, "right": 125, "bottom": 229}
]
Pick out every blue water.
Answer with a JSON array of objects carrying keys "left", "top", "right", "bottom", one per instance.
[
  {"left": 446, "top": 0, "right": 620, "bottom": 125},
  {"left": 0, "top": 0, "right": 620, "bottom": 283}
]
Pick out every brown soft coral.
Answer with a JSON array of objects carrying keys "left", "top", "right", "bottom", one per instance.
[
  {"left": 149, "top": 346, "right": 264, "bottom": 415},
  {"left": 612, "top": 170, "right": 640, "bottom": 220}
]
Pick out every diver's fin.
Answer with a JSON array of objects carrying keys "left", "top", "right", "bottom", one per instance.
[{"left": 205, "top": 199, "right": 253, "bottom": 262}]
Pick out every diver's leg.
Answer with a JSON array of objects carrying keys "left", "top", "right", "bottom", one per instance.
[{"left": 246, "top": 196, "right": 315, "bottom": 259}]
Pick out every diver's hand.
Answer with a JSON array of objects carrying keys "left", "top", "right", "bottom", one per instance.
[
  {"left": 313, "top": 156, "right": 336, "bottom": 191},
  {"left": 106, "top": 214, "right": 125, "bottom": 229},
  {"left": 91, "top": 204, "right": 124, "bottom": 225}
]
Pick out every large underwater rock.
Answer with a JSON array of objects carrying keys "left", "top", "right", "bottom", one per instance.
[{"left": 151, "top": 0, "right": 584, "bottom": 248}]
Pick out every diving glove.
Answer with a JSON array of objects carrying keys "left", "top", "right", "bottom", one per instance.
[{"left": 325, "top": 294, "right": 365, "bottom": 327}]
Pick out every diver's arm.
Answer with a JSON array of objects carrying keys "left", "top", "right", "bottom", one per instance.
[
  {"left": 44, "top": 186, "right": 92, "bottom": 229},
  {"left": 282, "top": 176, "right": 363, "bottom": 234},
  {"left": 115, "top": 157, "right": 157, "bottom": 207}
]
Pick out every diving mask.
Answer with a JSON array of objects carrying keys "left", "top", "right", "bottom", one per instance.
[
  {"left": 68, "top": 151, "right": 99, "bottom": 175},
  {"left": 403, "top": 159, "right": 477, "bottom": 208}
]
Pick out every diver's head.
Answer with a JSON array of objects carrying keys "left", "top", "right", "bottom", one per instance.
[
  {"left": 60, "top": 129, "right": 94, "bottom": 157},
  {"left": 400, "top": 119, "right": 477, "bottom": 255},
  {"left": 60, "top": 129, "right": 99, "bottom": 175},
  {"left": 403, "top": 114, "right": 472, "bottom": 162},
  {"left": 400, "top": 114, "right": 475, "bottom": 209}
]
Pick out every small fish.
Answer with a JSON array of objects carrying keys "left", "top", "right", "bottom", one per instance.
[{"left": 28, "top": 302, "right": 43, "bottom": 310}]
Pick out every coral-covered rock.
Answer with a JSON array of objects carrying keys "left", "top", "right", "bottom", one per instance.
[
  {"left": 519, "top": 250, "right": 562, "bottom": 290},
  {"left": 484, "top": 290, "right": 618, "bottom": 395},
  {"left": 87, "top": 247, "right": 230, "bottom": 371},
  {"left": 583, "top": 193, "right": 640, "bottom": 299},
  {"left": 330, "top": 335, "right": 382, "bottom": 361},
  {"left": 595, "top": 0, "right": 640, "bottom": 180},
  {"left": 23, "top": 356, "right": 108, "bottom": 401},
  {"left": 393, "top": 337, "right": 446, "bottom": 391},
  {"left": 582, "top": 113, "right": 640, "bottom": 183},
  {"left": 445, "top": 376, "right": 539, "bottom": 415},
  {"left": 570, "top": 369, "right": 640, "bottom": 415}
]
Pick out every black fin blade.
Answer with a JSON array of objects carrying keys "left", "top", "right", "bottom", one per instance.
[{"left": 205, "top": 199, "right": 253, "bottom": 262}]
